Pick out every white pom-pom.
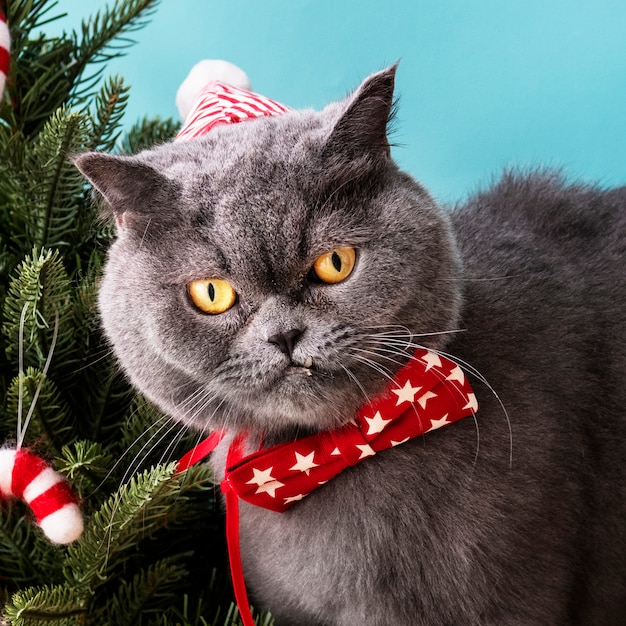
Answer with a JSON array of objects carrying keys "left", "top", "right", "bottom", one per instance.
[
  {"left": 39, "top": 503, "right": 84, "bottom": 544},
  {"left": 176, "top": 60, "right": 252, "bottom": 121}
]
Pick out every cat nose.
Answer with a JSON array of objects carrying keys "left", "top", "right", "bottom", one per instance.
[{"left": 268, "top": 328, "right": 305, "bottom": 358}]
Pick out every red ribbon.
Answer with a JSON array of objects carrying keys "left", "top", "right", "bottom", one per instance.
[{"left": 176, "top": 348, "right": 477, "bottom": 625}]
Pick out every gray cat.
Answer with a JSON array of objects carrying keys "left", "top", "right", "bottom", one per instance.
[{"left": 75, "top": 66, "right": 626, "bottom": 625}]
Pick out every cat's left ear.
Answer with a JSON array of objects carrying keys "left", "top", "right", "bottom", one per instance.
[{"left": 324, "top": 64, "right": 397, "bottom": 163}]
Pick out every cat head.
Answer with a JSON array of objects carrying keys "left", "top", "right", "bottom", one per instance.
[{"left": 75, "top": 66, "right": 462, "bottom": 436}]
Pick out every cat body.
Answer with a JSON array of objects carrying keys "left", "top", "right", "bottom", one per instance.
[{"left": 75, "top": 67, "right": 626, "bottom": 624}]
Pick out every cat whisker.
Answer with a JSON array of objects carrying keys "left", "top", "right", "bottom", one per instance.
[
  {"left": 99, "top": 413, "right": 184, "bottom": 564},
  {"left": 88, "top": 411, "right": 173, "bottom": 497},
  {"left": 363, "top": 324, "right": 466, "bottom": 339},
  {"left": 339, "top": 363, "right": 372, "bottom": 406},
  {"left": 427, "top": 346, "right": 512, "bottom": 468},
  {"left": 69, "top": 345, "right": 118, "bottom": 374},
  {"left": 353, "top": 335, "right": 503, "bottom": 466},
  {"left": 117, "top": 416, "right": 183, "bottom": 489},
  {"left": 364, "top": 335, "right": 512, "bottom": 467},
  {"left": 349, "top": 351, "right": 397, "bottom": 386}
]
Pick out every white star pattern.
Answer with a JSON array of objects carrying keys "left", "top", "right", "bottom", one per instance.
[
  {"left": 463, "top": 392, "right": 479, "bottom": 413},
  {"left": 364, "top": 411, "right": 392, "bottom": 435},
  {"left": 212, "top": 346, "right": 479, "bottom": 515},
  {"left": 255, "top": 480, "right": 285, "bottom": 498},
  {"left": 417, "top": 391, "right": 437, "bottom": 409},
  {"left": 246, "top": 467, "right": 276, "bottom": 487},
  {"left": 246, "top": 467, "right": 285, "bottom": 498},
  {"left": 284, "top": 494, "right": 305, "bottom": 505},
  {"left": 356, "top": 444, "right": 376, "bottom": 459},
  {"left": 390, "top": 437, "right": 410, "bottom": 447},
  {"left": 421, "top": 352, "right": 442, "bottom": 371},
  {"left": 391, "top": 380, "right": 422, "bottom": 406},
  {"left": 446, "top": 365, "right": 466, "bottom": 384},
  {"left": 427, "top": 414, "right": 451, "bottom": 432},
  {"left": 289, "top": 451, "right": 318, "bottom": 475}
]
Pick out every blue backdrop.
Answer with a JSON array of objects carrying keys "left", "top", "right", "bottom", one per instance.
[{"left": 53, "top": 0, "right": 626, "bottom": 203}]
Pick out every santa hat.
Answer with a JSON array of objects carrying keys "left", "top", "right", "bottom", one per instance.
[{"left": 175, "top": 60, "right": 290, "bottom": 142}]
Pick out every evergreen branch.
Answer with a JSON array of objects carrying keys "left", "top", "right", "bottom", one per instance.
[
  {"left": 75, "top": 0, "right": 159, "bottom": 64},
  {"left": 22, "top": 107, "right": 90, "bottom": 250},
  {"left": 0, "top": 507, "right": 63, "bottom": 590},
  {"left": 101, "top": 559, "right": 188, "bottom": 626},
  {"left": 62, "top": 463, "right": 184, "bottom": 596},
  {"left": 6, "top": 33, "right": 77, "bottom": 135},
  {"left": 56, "top": 440, "right": 114, "bottom": 502},
  {"left": 4, "top": 367, "right": 78, "bottom": 452},
  {"left": 119, "top": 116, "right": 181, "bottom": 155},
  {"left": 68, "top": 0, "right": 159, "bottom": 104},
  {"left": 87, "top": 75, "right": 130, "bottom": 152},
  {"left": 2, "top": 248, "right": 74, "bottom": 372},
  {"left": 6, "top": 1, "right": 66, "bottom": 42},
  {"left": 3, "top": 584, "right": 86, "bottom": 626}
]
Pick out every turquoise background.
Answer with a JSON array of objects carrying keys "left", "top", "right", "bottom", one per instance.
[{"left": 53, "top": 0, "right": 626, "bottom": 203}]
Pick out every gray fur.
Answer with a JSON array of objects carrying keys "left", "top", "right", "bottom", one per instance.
[{"left": 75, "top": 66, "right": 626, "bottom": 624}]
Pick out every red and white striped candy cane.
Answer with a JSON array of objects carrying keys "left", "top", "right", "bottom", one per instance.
[
  {"left": 0, "top": 10, "right": 9, "bottom": 96},
  {"left": 0, "top": 447, "right": 83, "bottom": 544},
  {"left": 0, "top": 18, "right": 82, "bottom": 546}
]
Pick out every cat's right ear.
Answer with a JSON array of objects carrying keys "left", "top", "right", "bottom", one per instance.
[{"left": 73, "top": 152, "right": 175, "bottom": 229}]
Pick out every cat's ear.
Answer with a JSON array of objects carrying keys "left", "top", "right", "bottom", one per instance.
[
  {"left": 73, "top": 152, "right": 176, "bottom": 229},
  {"left": 324, "top": 64, "right": 397, "bottom": 164}
]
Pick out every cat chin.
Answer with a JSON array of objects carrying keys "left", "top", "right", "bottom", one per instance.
[{"left": 216, "top": 378, "right": 358, "bottom": 434}]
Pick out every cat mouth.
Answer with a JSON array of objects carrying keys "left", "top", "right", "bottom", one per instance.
[{"left": 284, "top": 356, "right": 315, "bottom": 377}]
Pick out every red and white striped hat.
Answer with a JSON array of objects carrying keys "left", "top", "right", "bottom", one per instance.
[
  {"left": 175, "top": 61, "right": 290, "bottom": 142},
  {"left": 0, "top": 11, "right": 9, "bottom": 96}
]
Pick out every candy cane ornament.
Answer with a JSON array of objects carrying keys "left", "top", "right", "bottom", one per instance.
[
  {"left": 0, "top": 447, "right": 83, "bottom": 544},
  {"left": 0, "top": 18, "right": 83, "bottom": 546},
  {"left": 0, "top": 10, "right": 9, "bottom": 96}
]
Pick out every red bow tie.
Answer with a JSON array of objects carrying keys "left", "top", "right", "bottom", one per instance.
[
  {"left": 222, "top": 348, "right": 477, "bottom": 511},
  {"left": 177, "top": 348, "right": 477, "bottom": 626}
]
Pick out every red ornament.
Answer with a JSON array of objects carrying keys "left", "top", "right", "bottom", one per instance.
[
  {"left": 0, "top": 11, "right": 9, "bottom": 96},
  {"left": 0, "top": 447, "right": 83, "bottom": 544}
]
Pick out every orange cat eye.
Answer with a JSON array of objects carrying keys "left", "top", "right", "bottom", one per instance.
[
  {"left": 188, "top": 278, "right": 237, "bottom": 314},
  {"left": 312, "top": 247, "right": 356, "bottom": 284}
]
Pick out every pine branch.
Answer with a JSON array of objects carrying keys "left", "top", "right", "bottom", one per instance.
[
  {"left": 3, "top": 0, "right": 159, "bottom": 136},
  {"left": 119, "top": 116, "right": 180, "bottom": 155},
  {"left": 5, "top": 1, "right": 66, "bottom": 44},
  {"left": 75, "top": 0, "right": 159, "bottom": 66},
  {"left": 99, "top": 559, "right": 188, "bottom": 626},
  {"left": 69, "top": 0, "right": 160, "bottom": 105},
  {"left": 4, "top": 366, "right": 78, "bottom": 451},
  {"left": 3, "top": 584, "right": 86, "bottom": 626},
  {"left": 0, "top": 507, "right": 64, "bottom": 591},
  {"left": 87, "top": 74, "right": 130, "bottom": 152},
  {"left": 62, "top": 463, "right": 184, "bottom": 595},
  {"left": 55, "top": 440, "right": 114, "bottom": 504},
  {"left": 2, "top": 248, "right": 74, "bottom": 372},
  {"left": 20, "top": 108, "right": 90, "bottom": 251}
]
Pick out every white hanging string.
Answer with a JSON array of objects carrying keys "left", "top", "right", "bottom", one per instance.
[{"left": 16, "top": 302, "right": 60, "bottom": 449}]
